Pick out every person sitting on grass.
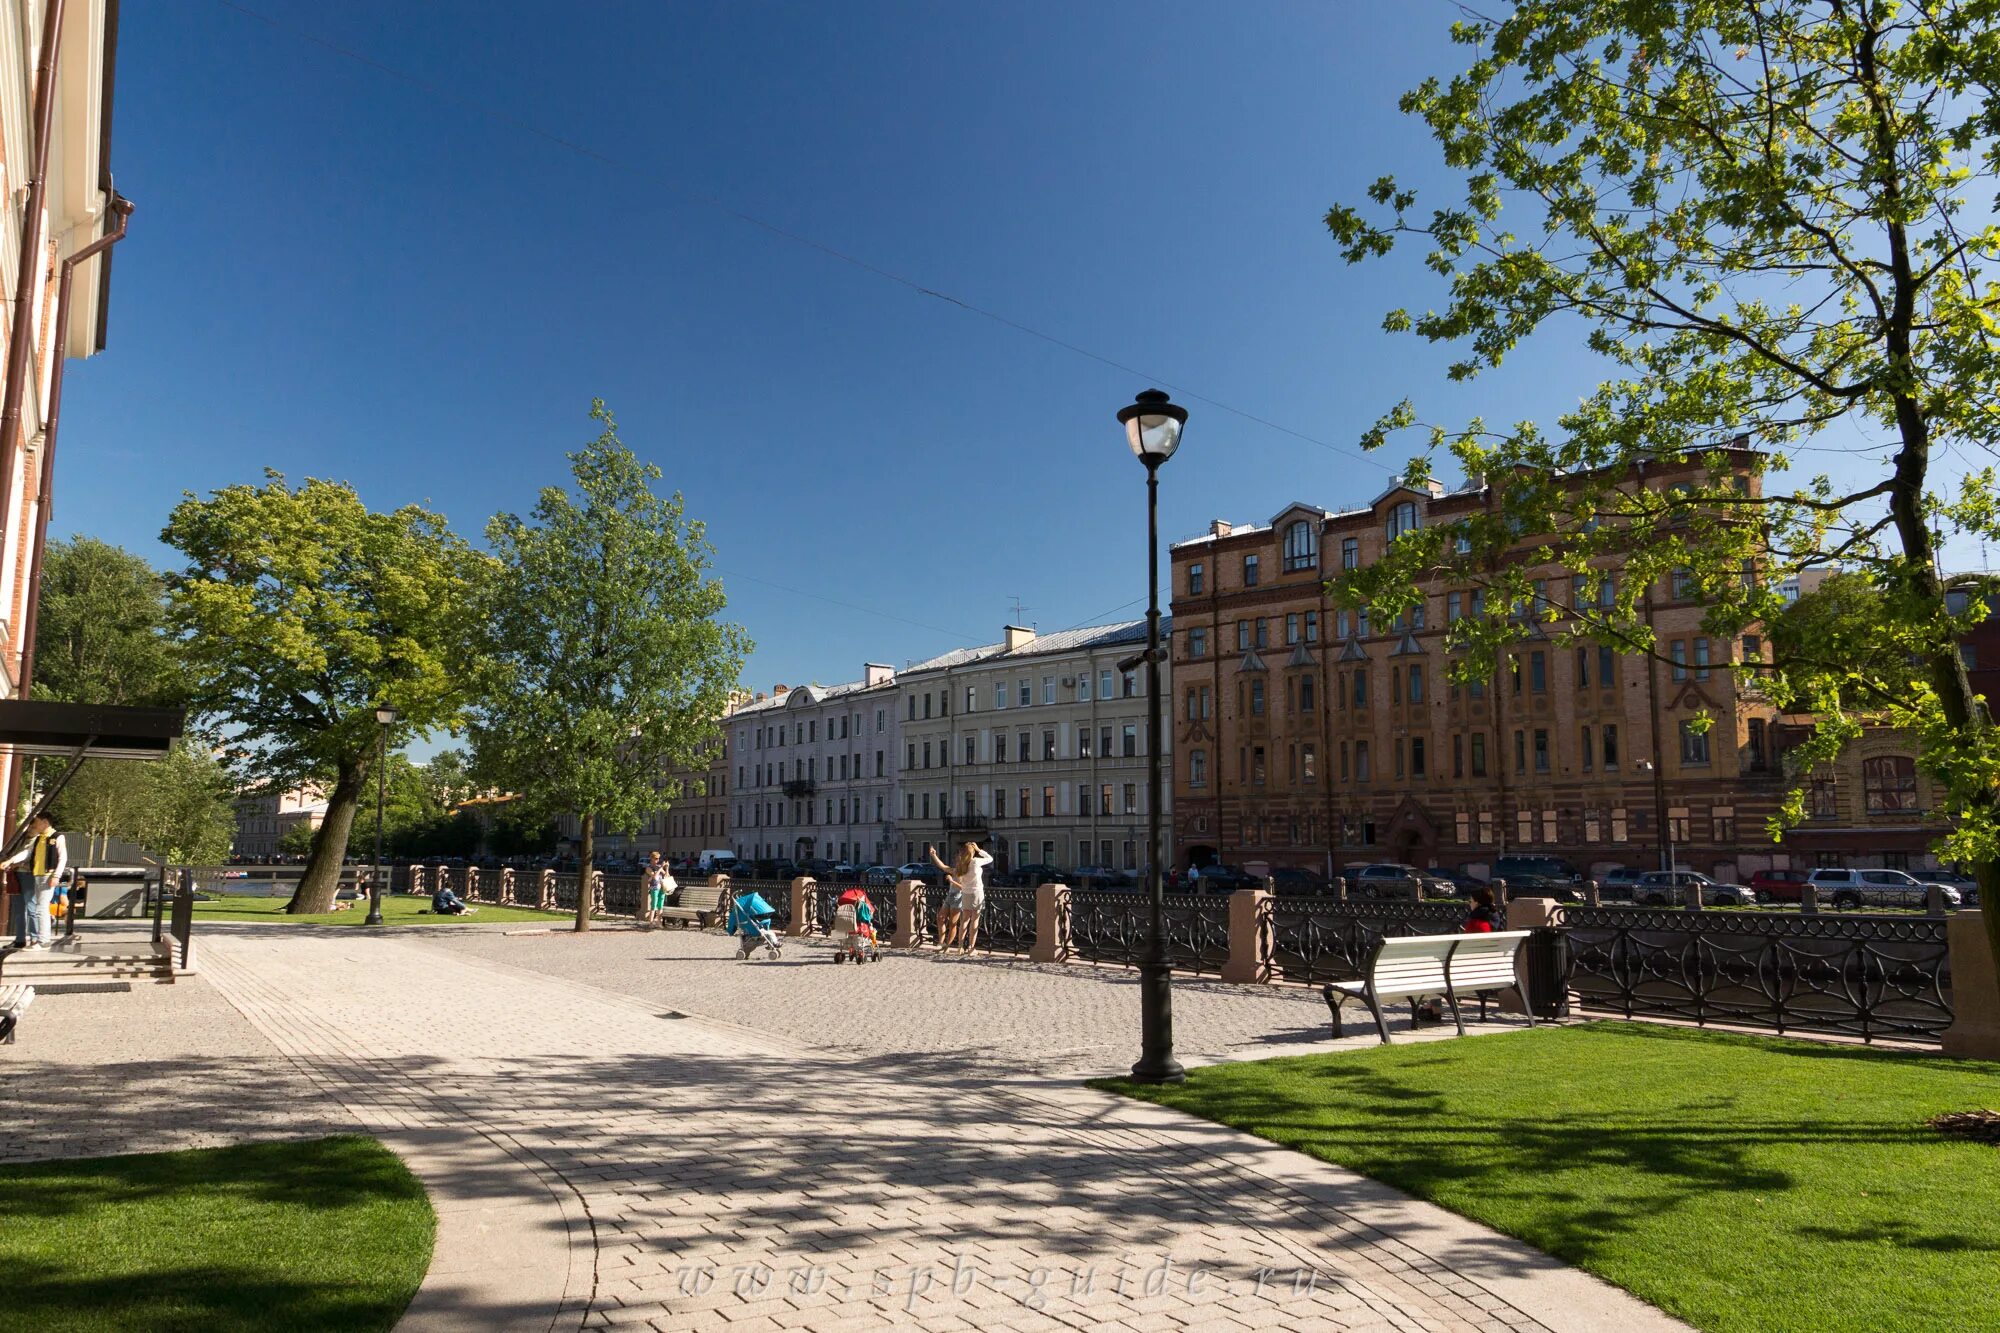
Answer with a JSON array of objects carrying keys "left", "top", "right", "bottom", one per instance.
[{"left": 431, "top": 882, "right": 476, "bottom": 916}]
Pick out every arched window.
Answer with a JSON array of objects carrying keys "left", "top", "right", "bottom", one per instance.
[
  {"left": 1863, "top": 756, "right": 1919, "bottom": 814},
  {"left": 1283, "top": 520, "right": 1319, "bottom": 572},
  {"left": 1387, "top": 501, "right": 1420, "bottom": 540}
]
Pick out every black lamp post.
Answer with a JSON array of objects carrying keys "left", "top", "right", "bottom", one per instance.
[
  {"left": 367, "top": 705, "right": 398, "bottom": 926},
  {"left": 1118, "top": 388, "right": 1187, "bottom": 1084}
]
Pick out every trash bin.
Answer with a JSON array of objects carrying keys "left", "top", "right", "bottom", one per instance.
[{"left": 1522, "top": 926, "right": 1571, "bottom": 1019}]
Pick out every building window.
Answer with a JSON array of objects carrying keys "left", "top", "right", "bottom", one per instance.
[
  {"left": 1254, "top": 619, "right": 1269, "bottom": 649},
  {"left": 1123, "top": 783, "right": 1138, "bottom": 814},
  {"left": 1863, "top": 756, "right": 1919, "bottom": 813},
  {"left": 1304, "top": 611, "right": 1320, "bottom": 642},
  {"left": 1694, "top": 638, "right": 1711, "bottom": 681},
  {"left": 1514, "top": 729, "right": 1527, "bottom": 774},
  {"left": 1353, "top": 670, "right": 1367, "bottom": 707},
  {"left": 1672, "top": 568, "right": 1695, "bottom": 599},
  {"left": 1043, "top": 785, "right": 1057, "bottom": 817},
  {"left": 1189, "top": 627, "right": 1207, "bottom": 659},
  {"left": 1447, "top": 591, "right": 1462, "bottom": 622},
  {"left": 1078, "top": 729, "right": 1092, "bottom": 758},
  {"left": 1810, "top": 770, "right": 1839, "bottom": 817},
  {"left": 1189, "top": 562, "right": 1205, "bottom": 595},
  {"left": 1533, "top": 729, "right": 1550, "bottom": 772},
  {"left": 1411, "top": 736, "right": 1427, "bottom": 777},
  {"left": 995, "top": 683, "right": 1007, "bottom": 709},
  {"left": 1602, "top": 724, "right": 1619, "bottom": 769},
  {"left": 1019, "top": 681, "right": 1031, "bottom": 707},
  {"left": 1339, "top": 537, "right": 1359, "bottom": 570},
  {"left": 1408, "top": 664, "right": 1423, "bottom": 704},
  {"left": 1018, "top": 787, "right": 1031, "bottom": 818},
  {"left": 1386, "top": 500, "right": 1420, "bottom": 540},
  {"left": 1581, "top": 725, "right": 1593, "bottom": 771},
  {"left": 1283, "top": 520, "right": 1318, "bottom": 572},
  {"left": 1122, "top": 723, "right": 1138, "bottom": 756},
  {"left": 1471, "top": 732, "right": 1487, "bottom": 776},
  {"left": 1100, "top": 670, "right": 1114, "bottom": 698},
  {"left": 1671, "top": 640, "right": 1687, "bottom": 681},
  {"left": 1355, "top": 741, "right": 1371, "bottom": 782},
  {"left": 1043, "top": 676, "right": 1056, "bottom": 704},
  {"left": 1530, "top": 651, "right": 1546, "bottom": 692},
  {"left": 1303, "top": 743, "right": 1318, "bottom": 782},
  {"left": 1243, "top": 554, "right": 1261, "bottom": 587},
  {"left": 1043, "top": 730, "right": 1057, "bottom": 761},
  {"left": 1743, "top": 633, "right": 1763, "bottom": 662},
  {"left": 1713, "top": 806, "right": 1736, "bottom": 842},
  {"left": 1251, "top": 746, "right": 1266, "bottom": 785},
  {"left": 1286, "top": 613, "right": 1300, "bottom": 644},
  {"left": 1747, "top": 718, "right": 1767, "bottom": 771},
  {"left": 1189, "top": 749, "right": 1207, "bottom": 787},
  {"left": 1679, "top": 720, "right": 1711, "bottom": 765},
  {"left": 1300, "top": 677, "right": 1315, "bottom": 712},
  {"left": 1017, "top": 732, "right": 1031, "bottom": 762},
  {"left": 1249, "top": 680, "right": 1265, "bottom": 716}
]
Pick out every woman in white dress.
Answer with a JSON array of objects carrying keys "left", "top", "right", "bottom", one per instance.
[{"left": 928, "top": 840, "right": 993, "bottom": 954}]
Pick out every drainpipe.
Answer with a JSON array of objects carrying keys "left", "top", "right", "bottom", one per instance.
[
  {"left": 0, "top": 0, "right": 69, "bottom": 581},
  {"left": 18, "top": 195, "right": 132, "bottom": 700}
]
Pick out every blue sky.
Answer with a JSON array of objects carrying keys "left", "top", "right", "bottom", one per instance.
[{"left": 59, "top": 1, "right": 1951, "bottom": 742}]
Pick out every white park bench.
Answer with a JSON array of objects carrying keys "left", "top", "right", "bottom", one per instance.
[
  {"left": 1322, "top": 930, "right": 1535, "bottom": 1043},
  {"left": 0, "top": 983, "right": 34, "bottom": 1045}
]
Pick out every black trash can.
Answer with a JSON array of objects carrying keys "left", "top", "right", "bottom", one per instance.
[{"left": 1522, "top": 926, "right": 1571, "bottom": 1019}]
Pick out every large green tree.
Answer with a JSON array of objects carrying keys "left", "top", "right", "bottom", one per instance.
[
  {"left": 1325, "top": 0, "right": 2000, "bottom": 981},
  {"left": 471, "top": 401, "right": 747, "bottom": 930},
  {"left": 163, "top": 474, "right": 490, "bottom": 913}
]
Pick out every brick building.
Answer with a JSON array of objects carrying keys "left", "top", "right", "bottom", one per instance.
[{"left": 1171, "top": 451, "right": 1796, "bottom": 882}]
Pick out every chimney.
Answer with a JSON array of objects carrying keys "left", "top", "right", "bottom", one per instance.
[
  {"left": 864, "top": 662, "right": 894, "bottom": 687},
  {"left": 1210, "top": 519, "right": 1234, "bottom": 538},
  {"left": 772, "top": 683, "right": 789, "bottom": 697},
  {"left": 1004, "top": 625, "right": 1036, "bottom": 652},
  {"left": 754, "top": 691, "right": 766, "bottom": 702}
]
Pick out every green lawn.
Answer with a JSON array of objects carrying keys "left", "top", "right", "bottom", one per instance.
[
  {"left": 192, "top": 892, "right": 570, "bottom": 926},
  {"left": 0, "top": 1135, "right": 434, "bottom": 1333},
  {"left": 1104, "top": 1023, "right": 2000, "bottom": 1333}
]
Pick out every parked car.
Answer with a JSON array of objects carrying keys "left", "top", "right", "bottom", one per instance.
[
  {"left": 1070, "top": 864, "right": 1133, "bottom": 888},
  {"left": 1807, "top": 867, "right": 1961, "bottom": 910},
  {"left": 1593, "top": 866, "right": 1646, "bottom": 899},
  {"left": 797, "top": 858, "right": 838, "bottom": 879},
  {"left": 1434, "top": 868, "right": 1489, "bottom": 897},
  {"left": 895, "top": 861, "right": 944, "bottom": 886},
  {"left": 1267, "top": 865, "right": 1332, "bottom": 894},
  {"left": 861, "top": 864, "right": 901, "bottom": 886},
  {"left": 1193, "top": 864, "right": 1260, "bottom": 893},
  {"left": 1635, "top": 870, "right": 1757, "bottom": 907},
  {"left": 1746, "top": 868, "right": 1813, "bottom": 903},
  {"left": 1493, "top": 854, "right": 1580, "bottom": 884},
  {"left": 1349, "top": 863, "right": 1450, "bottom": 900},
  {"left": 1000, "top": 863, "right": 1064, "bottom": 888},
  {"left": 1921, "top": 868, "right": 1980, "bottom": 906}
]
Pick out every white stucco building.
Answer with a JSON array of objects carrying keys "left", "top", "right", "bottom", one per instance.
[{"left": 730, "top": 664, "right": 902, "bottom": 866}]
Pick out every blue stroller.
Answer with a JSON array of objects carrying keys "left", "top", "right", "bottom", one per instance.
[{"left": 725, "top": 891, "right": 784, "bottom": 960}]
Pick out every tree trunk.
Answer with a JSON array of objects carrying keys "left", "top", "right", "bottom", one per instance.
[
  {"left": 287, "top": 759, "right": 368, "bottom": 914},
  {"left": 575, "top": 812, "right": 594, "bottom": 932}
]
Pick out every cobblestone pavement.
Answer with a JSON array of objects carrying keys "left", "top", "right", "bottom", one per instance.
[
  {"left": 427, "top": 926, "right": 1388, "bottom": 1074},
  {"left": 171, "top": 924, "right": 1680, "bottom": 1333}
]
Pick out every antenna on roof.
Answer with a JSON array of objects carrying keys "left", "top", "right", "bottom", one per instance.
[{"left": 1008, "top": 595, "right": 1031, "bottom": 624}]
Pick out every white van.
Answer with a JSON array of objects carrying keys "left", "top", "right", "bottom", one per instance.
[{"left": 696, "top": 850, "right": 740, "bottom": 874}]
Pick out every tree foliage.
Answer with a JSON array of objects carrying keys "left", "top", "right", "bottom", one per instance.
[
  {"left": 162, "top": 474, "right": 490, "bottom": 911},
  {"left": 33, "top": 535, "right": 182, "bottom": 707},
  {"left": 471, "top": 401, "right": 748, "bottom": 930},
  {"left": 1326, "top": 0, "right": 2000, "bottom": 973}
]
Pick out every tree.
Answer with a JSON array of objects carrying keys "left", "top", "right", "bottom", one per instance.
[
  {"left": 162, "top": 473, "right": 490, "bottom": 913},
  {"left": 278, "top": 820, "right": 316, "bottom": 858},
  {"left": 32, "top": 535, "right": 182, "bottom": 707},
  {"left": 1325, "top": 1, "right": 2000, "bottom": 979},
  {"left": 134, "top": 741, "right": 238, "bottom": 865},
  {"left": 471, "top": 401, "right": 748, "bottom": 930},
  {"left": 50, "top": 758, "right": 153, "bottom": 862}
]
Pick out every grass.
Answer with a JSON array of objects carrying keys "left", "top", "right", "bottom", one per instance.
[
  {"left": 191, "top": 892, "right": 571, "bottom": 926},
  {"left": 0, "top": 1135, "right": 434, "bottom": 1333},
  {"left": 1102, "top": 1023, "right": 2000, "bottom": 1333}
]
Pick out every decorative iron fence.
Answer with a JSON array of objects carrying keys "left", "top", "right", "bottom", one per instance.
[
  {"left": 1557, "top": 906, "right": 1953, "bottom": 1043},
  {"left": 723, "top": 880, "right": 795, "bottom": 930},
  {"left": 1266, "top": 901, "right": 1469, "bottom": 985},
  {"left": 811, "top": 884, "right": 898, "bottom": 940},
  {"left": 971, "top": 887, "right": 1038, "bottom": 956},
  {"left": 1068, "top": 891, "right": 1230, "bottom": 975}
]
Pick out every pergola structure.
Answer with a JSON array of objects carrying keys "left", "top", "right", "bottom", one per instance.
[{"left": 0, "top": 699, "right": 183, "bottom": 859}]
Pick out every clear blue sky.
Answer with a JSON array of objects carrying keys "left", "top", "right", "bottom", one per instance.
[{"left": 58, "top": 1, "right": 1949, "bottom": 732}]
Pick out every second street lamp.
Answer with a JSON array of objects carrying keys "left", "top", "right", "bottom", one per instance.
[
  {"left": 1117, "top": 388, "right": 1186, "bottom": 1085},
  {"left": 367, "top": 705, "right": 399, "bottom": 926}
]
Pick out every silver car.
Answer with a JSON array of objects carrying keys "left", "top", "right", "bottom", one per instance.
[{"left": 1807, "top": 868, "right": 1962, "bottom": 910}]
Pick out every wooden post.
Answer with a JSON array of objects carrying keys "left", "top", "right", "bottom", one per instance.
[
  {"left": 1221, "top": 886, "right": 1272, "bottom": 984},
  {"left": 1030, "top": 881, "right": 1071, "bottom": 963}
]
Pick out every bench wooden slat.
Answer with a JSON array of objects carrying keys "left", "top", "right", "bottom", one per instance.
[{"left": 1322, "top": 930, "right": 1533, "bottom": 1044}]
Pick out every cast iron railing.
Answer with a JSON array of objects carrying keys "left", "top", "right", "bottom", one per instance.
[
  {"left": 1266, "top": 900, "right": 1470, "bottom": 985},
  {"left": 1067, "top": 890, "right": 1230, "bottom": 975},
  {"left": 972, "top": 886, "right": 1038, "bottom": 955},
  {"left": 1557, "top": 906, "right": 1952, "bottom": 1043},
  {"left": 811, "top": 884, "right": 898, "bottom": 939}
]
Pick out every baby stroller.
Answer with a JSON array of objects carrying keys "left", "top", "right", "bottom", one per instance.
[
  {"left": 828, "top": 887, "right": 881, "bottom": 964},
  {"left": 725, "top": 891, "right": 784, "bottom": 961}
]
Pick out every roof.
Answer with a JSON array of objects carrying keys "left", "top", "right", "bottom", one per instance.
[
  {"left": 731, "top": 671, "right": 900, "bottom": 718},
  {"left": 903, "top": 618, "right": 1172, "bottom": 675}
]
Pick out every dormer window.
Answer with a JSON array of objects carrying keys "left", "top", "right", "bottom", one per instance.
[
  {"left": 1387, "top": 501, "right": 1420, "bottom": 540},
  {"left": 1282, "top": 520, "right": 1318, "bottom": 572}
]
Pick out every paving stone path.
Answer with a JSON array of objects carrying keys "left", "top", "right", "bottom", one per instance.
[{"left": 4, "top": 922, "right": 1686, "bottom": 1333}]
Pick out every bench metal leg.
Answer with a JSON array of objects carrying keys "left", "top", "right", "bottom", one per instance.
[
  {"left": 1365, "top": 985, "right": 1391, "bottom": 1044},
  {"left": 1320, "top": 984, "right": 1345, "bottom": 1038},
  {"left": 1444, "top": 981, "right": 1466, "bottom": 1037}
]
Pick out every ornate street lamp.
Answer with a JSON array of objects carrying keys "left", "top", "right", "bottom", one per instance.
[
  {"left": 1117, "top": 388, "right": 1187, "bottom": 1084},
  {"left": 367, "top": 705, "right": 399, "bottom": 925}
]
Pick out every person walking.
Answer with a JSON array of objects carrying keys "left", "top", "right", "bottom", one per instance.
[
  {"left": 929, "top": 840, "right": 993, "bottom": 955},
  {"left": 3, "top": 815, "right": 67, "bottom": 951}
]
